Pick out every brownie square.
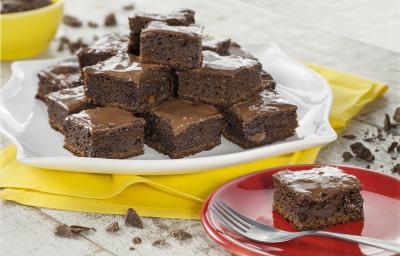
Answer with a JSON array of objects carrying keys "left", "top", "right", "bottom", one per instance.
[
  {"left": 36, "top": 60, "right": 81, "bottom": 101},
  {"left": 77, "top": 33, "right": 128, "bottom": 68},
  {"left": 45, "top": 85, "right": 90, "bottom": 133},
  {"left": 177, "top": 50, "right": 263, "bottom": 107},
  {"left": 272, "top": 167, "right": 364, "bottom": 230},
  {"left": 145, "top": 99, "right": 223, "bottom": 158},
  {"left": 83, "top": 53, "right": 174, "bottom": 113},
  {"left": 261, "top": 70, "right": 276, "bottom": 91},
  {"left": 140, "top": 21, "right": 203, "bottom": 69},
  {"left": 64, "top": 107, "right": 145, "bottom": 158},
  {"left": 228, "top": 41, "right": 257, "bottom": 59},
  {"left": 222, "top": 90, "right": 297, "bottom": 148},
  {"left": 202, "top": 35, "right": 231, "bottom": 56}
]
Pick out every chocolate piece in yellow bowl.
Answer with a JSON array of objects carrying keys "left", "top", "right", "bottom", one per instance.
[{"left": 0, "top": 0, "right": 64, "bottom": 60}]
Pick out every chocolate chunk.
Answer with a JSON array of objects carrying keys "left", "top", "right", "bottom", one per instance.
[
  {"left": 384, "top": 114, "right": 392, "bottom": 131},
  {"left": 387, "top": 142, "right": 398, "bottom": 153},
  {"left": 88, "top": 21, "right": 98, "bottom": 28},
  {"left": 125, "top": 208, "right": 143, "bottom": 228},
  {"left": 342, "top": 151, "right": 353, "bottom": 161},
  {"left": 394, "top": 107, "right": 400, "bottom": 122},
  {"left": 63, "top": 15, "right": 82, "bottom": 27},
  {"left": 392, "top": 164, "right": 400, "bottom": 174},
  {"left": 123, "top": 4, "right": 134, "bottom": 10},
  {"left": 132, "top": 237, "right": 142, "bottom": 244},
  {"left": 350, "top": 142, "right": 375, "bottom": 162},
  {"left": 342, "top": 134, "right": 356, "bottom": 140},
  {"left": 105, "top": 221, "right": 119, "bottom": 232},
  {"left": 170, "top": 230, "right": 192, "bottom": 241},
  {"left": 104, "top": 13, "right": 117, "bottom": 26},
  {"left": 152, "top": 239, "right": 167, "bottom": 247}
]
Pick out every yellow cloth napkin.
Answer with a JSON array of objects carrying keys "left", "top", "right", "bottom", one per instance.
[{"left": 0, "top": 65, "right": 387, "bottom": 219}]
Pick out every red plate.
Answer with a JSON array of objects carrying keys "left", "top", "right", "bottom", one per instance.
[{"left": 201, "top": 164, "right": 400, "bottom": 256}]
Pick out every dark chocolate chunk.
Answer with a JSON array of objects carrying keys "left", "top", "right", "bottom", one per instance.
[
  {"left": 63, "top": 14, "right": 82, "bottom": 27},
  {"left": 132, "top": 237, "right": 142, "bottom": 244},
  {"left": 152, "top": 239, "right": 167, "bottom": 247},
  {"left": 104, "top": 13, "right": 117, "bottom": 26},
  {"left": 123, "top": 4, "right": 134, "bottom": 10},
  {"left": 170, "top": 230, "right": 192, "bottom": 241},
  {"left": 342, "top": 151, "right": 353, "bottom": 161},
  {"left": 87, "top": 21, "right": 98, "bottom": 28},
  {"left": 350, "top": 142, "right": 375, "bottom": 162},
  {"left": 392, "top": 163, "right": 400, "bottom": 174},
  {"left": 125, "top": 208, "right": 143, "bottom": 228},
  {"left": 342, "top": 134, "right": 356, "bottom": 140},
  {"left": 384, "top": 114, "right": 392, "bottom": 131},
  {"left": 105, "top": 221, "right": 120, "bottom": 232},
  {"left": 394, "top": 107, "right": 400, "bottom": 122},
  {"left": 387, "top": 142, "right": 398, "bottom": 153}
]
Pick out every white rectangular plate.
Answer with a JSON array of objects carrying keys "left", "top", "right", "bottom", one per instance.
[{"left": 0, "top": 43, "right": 336, "bottom": 175}]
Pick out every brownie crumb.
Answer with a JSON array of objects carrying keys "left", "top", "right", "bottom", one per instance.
[
  {"left": 342, "top": 134, "right": 356, "bottom": 140},
  {"left": 397, "top": 145, "right": 400, "bottom": 152},
  {"left": 105, "top": 221, "right": 119, "bottom": 232},
  {"left": 132, "top": 237, "right": 142, "bottom": 244},
  {"left": 70, "top": 225, "right": 96, "bottom": 233},
  {"left": 374, "top": 149, "right": 379, "bottom": 152},
  {"left": 123, "top": 4, "right": 135, "bottom": 10},
  {"left": 366, "top": 165, "right": 371, "bottom": 169},
  {"left": 350, "top": 142, "right": 375, "bottom": 162},
  {"left": 170, "top": 229, "right": 192, "bottom": 241},
  {"left": 152, "top": 239, "right": 167, "bottom": 247},
  {"left": 384, "top": 114, "right": 392, "bottom": 131},
  {"left": 363, "top": 137, "right": 374, "bottom": 142},
  {"left": 88, "top": 21, "right": 98, "bottom": 28},
  {"left": 342, "top": 151, "right": 353, "bottom": 161},
  {"left": 394, "top": 107, "right": 400, "bottom": 122},
  {"left": 129, "top": 247, "right": 135, "bottom": 250},
  {"left": 125, "top": 208, "right": 143, "bottom": 228},
  {"left": 387, "top": 142, "right": 398, "bottom": 153},
  {"left": 55, "top": 224, "right": 95, "bottom": 238},
  {"left": 392, "top": 157, "right": 398, "bottom": 160},
  {"left": 68, "top": 38, "right": 87, "bottom": 54},
  {"left": 104, "top": 13, "right": 117, "bottom": 26},
  {"left": 392, "top": 164, "right": 400, "bottom": 174},
  {"left": 57, "top": 36, "right": 70, "bottom": 52},
  {"left": 63, "top": 15, "right": 82, "bottom": 27}
]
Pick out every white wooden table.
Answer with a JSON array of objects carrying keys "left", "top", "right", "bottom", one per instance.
[{"left": 1, "top": 0, "right": 399, "bottom": 255}]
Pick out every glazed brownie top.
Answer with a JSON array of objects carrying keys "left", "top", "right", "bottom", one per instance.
[
  {"left": 129, "top": 9, "right": 195, "bottom": 33},
  {"left": 67, "top": 107, "right": 144, "bottom": 133},
  {"left": 228, "top": 42, "right": 257, "bottom": 60},
  {"left": 151, "top": 99, "right": 222, "bottom": 135},
  {"left": 227, "top": 90, "right": 296, "bottom": 123},
  {"left": 202, "top": 50, "right": 261, "bottom": 71},
  {"left": 78, "top": 34, "right": 128, "bottom": 55},
  {"left": 143, "top": 21, "right": 203, "bottom": 37},
  {"left": 273, "top": 166, "right": 362, "bottom": 200},
  {"left": 38, "top": 60, "right": 81, "bottom": 86},
  {"left": 46, "top": 85, "right": 86, "bottom": 111},
  {"left": 202, "top": 35, "right": 231, "bottom": 51}
]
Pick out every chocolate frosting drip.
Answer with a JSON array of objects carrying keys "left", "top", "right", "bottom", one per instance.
[
  {"left": 144, "top": 21, "right": 203, "bottom": 37},
  {"left": 202, "top": 50, "right": 260, "bottom": 70},
  {"left": 152, "top": 99, "right": 222, "bottom": 135},
  {"left": 274, "top": 167, "right": 362, "bottom": 200},
  {"left": 69, "top": 107, "right": 143, "bottom": 133},
  {"left": 230, "top": 90, "right": 297, "bottom": 122},
  {"left": 47, "top": 85, "right": 86, "bottom": 110}
]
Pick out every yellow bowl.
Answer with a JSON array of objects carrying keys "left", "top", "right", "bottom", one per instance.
[{"left": 0, "top": 0, "right": 64, "bottom": 60}]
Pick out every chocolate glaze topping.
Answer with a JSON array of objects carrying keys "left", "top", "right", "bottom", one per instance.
[
  {"left": 40, "top": 60, "right": 81, "bottom": 87},
  {"left": 83, "top": 34, "right": 128, "bottom": 55},
  {"left": 144, "top": 21, "right": 203, "bottom": 37},
  {"left": 67, "top": 107, "right": 144, "bottom": 133},
  {"left": 202, "top": 50, "right": 260, "bottom": 71},
  {"left": 228, "top": 42, "right": 256, "bottom": 60},
  {"left": 152, "top": 99, "right": 222, "bottom": 135},
  {"left": 202, "top": 35, "right": 230, "bottom": 50},
  {"left": 229, "top": 90, "right": 297, "bottom": 122},
  {"left": 46, "top": 86, "right": 86, "bottom": 111},
  {"left": 274, "top": 167, "right": 362, "bottom": 200}
]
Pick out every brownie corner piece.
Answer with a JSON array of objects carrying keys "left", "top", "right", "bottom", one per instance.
[
  {"left": 45, "top": 85, "right": 89, "bottom": 133},
  {"left": 140, "top": 21, "right": 203, "bottom": 69},
  {"left": 272, "top": 166, "right": 364, "bottom": 231},
  {"left": 145, "top": 99, "right": 223, "bottom": 158},
  {"left": 222, "top": 90, "right": 297, "bottom": 148},
  {"left": 202, "top": 35, "right": 231, "bottom": 55},
  {"left": 177, "top": 50, "right": 263, "bottom": 107},
  {"left": 64, "top": 107, "right": 145, "bottom": 159}
]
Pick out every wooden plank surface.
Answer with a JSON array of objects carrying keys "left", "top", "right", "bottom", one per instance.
[{"left": 0, "top": 0, "right": 399, "bottom": 255}]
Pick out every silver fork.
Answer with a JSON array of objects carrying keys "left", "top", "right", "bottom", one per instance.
[{"left": 211, "top": 199, "right": 400, "bottom": 253}]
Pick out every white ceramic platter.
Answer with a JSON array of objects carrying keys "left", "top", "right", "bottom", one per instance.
[{"left": 0, "top": 44, "right": 337, "bottom": 175}]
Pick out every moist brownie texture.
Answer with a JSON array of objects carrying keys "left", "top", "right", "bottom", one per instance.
[
  {"left": 202, "top": 35, "right": 231, "bottom": 56},
  {"left": 83, "top": 53, "right": 174, "bottom": 113},
  {"left": 64, "top": 107, "right": 145, "bottom": 158},
  {"left": 37, "top": 60, "right": 81, "bottom": 101},
  {"left": 46, "top": 86, "right": 90, "bottom": 133},
  {"left": 222, "top": 90, "right": 297, "bottom": 148},
  {"left": 145, "top": 99, "right": 223, "bottom": 158},
  {"left": 273, "top": 166, "right": 364, "bottom": 231},
  {"left": 140, "top": 21, "right": 203, "bottom": 69},
  {"left": 77, "top": 34, "right": 128, "bottom": 68},
  {"left": 177, "top": 50, "right": 263, "bottom": 107}
]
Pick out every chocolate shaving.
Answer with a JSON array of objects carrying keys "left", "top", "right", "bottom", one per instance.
[
  {"left": 132, "top": 237, "right": 142, "bottom": 244},
  {"left": 63, "top": 15, "right": 82, "bottom": 27},
  {"left": 394, "top": 107, "right": 400, "bottom": 122},
  {"left": 342, "top": 152, "right": 353, "bottom": 162},
  {"left": 350, "top": 142, "right": 375, "bottom": 162},
  {"left": 384, "top": 114, "right": 392, "bottom": 131},
  {"left": 392, "top": 164, "right": 400, "bottom": 174},
  {"left": 342, "top": 134, "right": 356, "bottom": 140},
  {"left": 152, "top": 239, "right": 167, "bottom": 247},
  {"left": 123, "top": 4, "right": 135, "bottom": 10},
  {"left": 387, "top": 142, "right": 398, "bottom": 153},
  {"left": 104, "top": 13, "right": 117, "bottom": 26},
  {"left": 88, "top": 21, "right": 98, "bottom": 28},
  {"left": 125, "top": 208, "right": 143, "bottom": 228},
  {"left": 170, "top": 229, "right": 192, "bottom": 241},
  {"left": 105, "top": 221, "right": 119, "bottom": 232}
]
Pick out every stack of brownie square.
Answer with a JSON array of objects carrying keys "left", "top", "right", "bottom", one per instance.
[{"left": 37, "top": 9, "right": 298, "bottom": 159}]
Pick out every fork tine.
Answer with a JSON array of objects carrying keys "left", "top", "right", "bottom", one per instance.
[
  {"left": 215, "top": 200, "right": 252, "bottom": 229},
  {"left": 210, "top": 205, "right": 248, "bottom": 236}
]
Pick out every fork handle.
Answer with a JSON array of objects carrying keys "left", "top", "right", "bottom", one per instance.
[{"left": 313, "top": 231, "right": 400, "bottom": 253}]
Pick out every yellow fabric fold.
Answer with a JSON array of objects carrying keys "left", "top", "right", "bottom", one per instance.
[{"left": 0, "top": 64, "right": 388, "bottom": 219}]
